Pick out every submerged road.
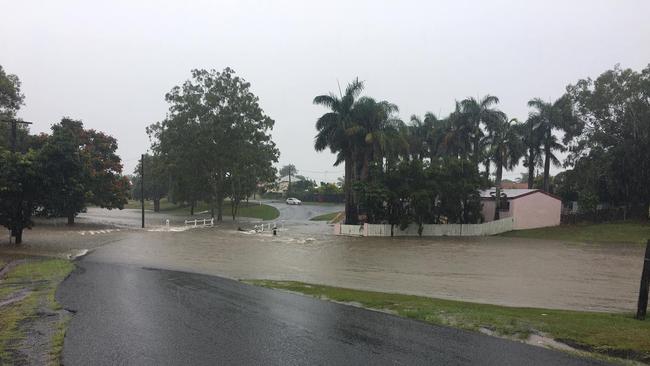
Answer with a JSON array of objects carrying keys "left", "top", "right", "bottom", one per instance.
[{"left": 57, "top": 260, "right": 608, "bottom": 366}]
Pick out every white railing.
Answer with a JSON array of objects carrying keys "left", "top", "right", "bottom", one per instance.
[
  {"left": 253, "top": 221, "right": 285, "bottom": 232},
  {"left": 184, "top": 218, "right": 215, "bottom": 227}
]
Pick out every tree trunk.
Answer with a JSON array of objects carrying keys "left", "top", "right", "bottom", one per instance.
[
  {"left": 527, "top": 150, "right": 535, "bottom": 189},
  {"left": 153, "top": 199, "right": 160, "bottom": 212},
  {"left": 484, "top": 158, "right": 490, "bottom": 180},
  {"left": 494, "top": 164, "right": 503, "bottom": 221},
  {"left": 217, "top": 171, "right": 224, "bottom": 222},
  {"left": 14, "top": 228, "right": 22, "bottom": 245},
  {"left": 343, "top": 155, "right": 358, "bottom": 225},
  {"left": 361, "top": 149, "right": 372, "bottom": 182},
  {"left": 190, "top": 200, "right": 195, "bottom": 216},
  {"left": 543, "top": 144, "right": 551, "bottom": 192},
  {"left": 216, "top": 196, "right": 223, "bottom": 222},
  {"left": 67, "top": 212, "right": 75, "bottom": 225}
]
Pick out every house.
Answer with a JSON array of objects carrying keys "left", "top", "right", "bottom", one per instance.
[
  {"left": 480, "top": 188, "right": 561, "bottom": 230},
  {"left": 268, "top": 175, "right": 304, "bottom": 194},
  {"left": 499, "top": 179, "right": 528, "bottom": 189}
]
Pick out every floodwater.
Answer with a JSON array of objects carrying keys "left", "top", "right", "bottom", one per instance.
[{"left": 2, "top": 205, "right": 645, "bottom": 312}]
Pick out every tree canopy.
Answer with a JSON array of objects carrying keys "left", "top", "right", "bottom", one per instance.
[
  {"left": 563, "top": 64, "right": 650, "bottom": 218},
  {"left": 148, "top": 68, "right": 279, "bottom": 220}
]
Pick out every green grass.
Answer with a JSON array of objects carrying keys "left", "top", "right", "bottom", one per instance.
[
  {"left": 50, "top": 316, "right": 69, "bottom": 366},
  {"left": 123, "top": 198, "right": 178, "bottom": 211},
  {"left": 310, "top": 212, "right": 342, "bottom": 222},
  {"left": 501, "top": 221, "right": 650, "bottom": 244},
  {"left": 301, "top": 201, "right": 344, "bottom": 206},
  {"left": 123, "top": 198, "right": 280, "bottom": 220},
  {"left": 246, "top": 280, "right": 650, "bottom": 363},
  {"left": 0, "top": 257, "right": 74, "bottom": 364},
  {"left": 235, "top": 202, "right": 280, "bottom": 221}
]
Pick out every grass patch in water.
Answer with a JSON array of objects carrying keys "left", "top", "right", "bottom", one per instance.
[
  {"left": 309, "top": 212, "right": 342, "bottom": 222},
  {"left": 0, "top": 257, "right": 74, "bottom": 364}
]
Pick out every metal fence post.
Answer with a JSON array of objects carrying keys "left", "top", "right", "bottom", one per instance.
[{"left": 637, "top": 240, "right": 650, "bottom": 320}]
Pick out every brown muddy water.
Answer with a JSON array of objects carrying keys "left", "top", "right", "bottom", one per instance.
[{"left": 1, "top": 207, "right": 645, "bottom": 312}]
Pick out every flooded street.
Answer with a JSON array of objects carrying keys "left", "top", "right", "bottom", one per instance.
[{"left": 3, "top": 206, "right": 645, "bottom": 312}]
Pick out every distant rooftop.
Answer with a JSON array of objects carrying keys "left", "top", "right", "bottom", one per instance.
[{"left": 479, "top": 188, "right": 538, "bottom": 199}]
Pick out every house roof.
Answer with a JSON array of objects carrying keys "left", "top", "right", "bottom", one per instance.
[
  {"left": 277, "top": 175, "right": 304, "bottom": 183},
  {"left": 479, "top": 188, "right": 561, "bottom": 201}
]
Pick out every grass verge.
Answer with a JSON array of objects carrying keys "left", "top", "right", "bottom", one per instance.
[
  {"left": 501, "top": 221, "right": 650, "bottom": 244},
  {"left": 0, "top": 257, "right": 74, "bottom": 365},
  {"left": 245, "top": 280, "right": 650, "bottom": 363},
  {"left": 309, "top": 212, "right": 342, "bottom": 222},
  {"left": 123, "top": 199, "right": 280, "bottom": 220}
]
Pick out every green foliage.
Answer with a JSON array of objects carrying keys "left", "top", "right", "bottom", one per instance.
[
  {"left": 148, "top": 68, "right": 279, "bottom": 221},
  {"left": 565, "top": 64, "right": 650, "bottom": 218},
  {"left": 313, "top": 82, "right": 499, "bottom": 227},
  {"left": 131, "top": 154, "right": 168, "bottom": 211},
  {"left": 485, "top": 116, "right": 524, "bottom": 219},
  {"left": 355, "top": 157, "right": 483, "bottom": 229},
  {"left": 313, "top": 181, "right": 342, "bottom": 194},
  {"left": 0, "top": 65, "right": 26, "bottom": 150},
  {"left": 289, "top": 175, "right": 317, "bottom": 194},
  {"left": 0, "top": 150, "right": 41, "bottom": 242},
  {"left": 313, "top": 79, "right": 365, "bottom": 224},
  {"left": 526, "top": 96, "right": 579, "bottom": 192},
  {"left": 37, "top": 118, "right": 129, "bottom": 223}
]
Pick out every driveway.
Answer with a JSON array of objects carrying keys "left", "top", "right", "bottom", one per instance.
[{"left": 56, "top": 259, "right": 608, "bottom": 366}]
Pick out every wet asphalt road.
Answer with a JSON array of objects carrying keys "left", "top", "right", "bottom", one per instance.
[{"left": 57, "top": 260, "right": 608, "bottom": 366}]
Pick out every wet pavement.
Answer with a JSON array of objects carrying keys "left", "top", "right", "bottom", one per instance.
[
  {"left": 56, "top": 260, "right": 610, "bottom": 366},
  {"left": 3, "top": 206, "right": 646, "bottom": 312}
]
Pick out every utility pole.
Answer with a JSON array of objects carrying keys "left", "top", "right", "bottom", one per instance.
[
  {"left": 1, "top": 118, "right": 33, "bottom": 152},
  {"left": 1, "top": 118, "right": 34, "bottom": 245},
  {"left": 141, "top": 154, "right": 145, "bottom": 229}
]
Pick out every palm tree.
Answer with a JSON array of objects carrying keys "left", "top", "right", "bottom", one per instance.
[
  {"left": 409, "top": 112, "right": 448, "bottom": 161},
  {"left": 314, "top": 79, "right": 364, "bottom": 224},
  {"left": 486, "top": 116, "right": 523, "bottom": 220},
  {"left": 517, "top": 117, "right": 543, "bottom": 189},
  {"left": 527, "top": 97, "right": 575, "bottom": 192},
  {"left": 441, "top": 102, "right": 472, "bottom": 158},
  {"left": 352, "top": 97, "right": 404, "bottom": 181},
  {"left": 459, "top": 95, "right": 506, "bottom": 170}
]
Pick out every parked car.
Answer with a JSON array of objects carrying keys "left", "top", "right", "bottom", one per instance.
[{"left": 286, "top": 197, "right": 302, "bottom": 205}]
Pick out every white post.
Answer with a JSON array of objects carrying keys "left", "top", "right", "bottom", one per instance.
[{"left": 194, "top": 219, "right": 197, "bottom": 227}]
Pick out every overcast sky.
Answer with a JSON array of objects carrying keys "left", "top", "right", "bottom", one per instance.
[{"left": 2, "top": 0, "right": 649, "bottom": 182}]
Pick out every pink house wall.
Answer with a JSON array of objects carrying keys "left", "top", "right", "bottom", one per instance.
[
  {"left": 511, "top": 192, "right": 561, "bottom": 230},
  {"left": 481, "top": 191, "right": 561, "bottom": 229}
]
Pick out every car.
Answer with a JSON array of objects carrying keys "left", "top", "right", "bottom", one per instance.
[{"left": 286, "top": 197, "right": 302, "bottom": 205}]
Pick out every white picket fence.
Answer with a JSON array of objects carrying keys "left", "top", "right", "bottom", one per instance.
[
  {"left": 184, "top": 218, "right": 215, "bottom": 227},
  {"left": 334, "top": 217, "right": 514, "bottom": 237},
  {"left": 253, "top": 221, "right": 285, "bottom": 232}
]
